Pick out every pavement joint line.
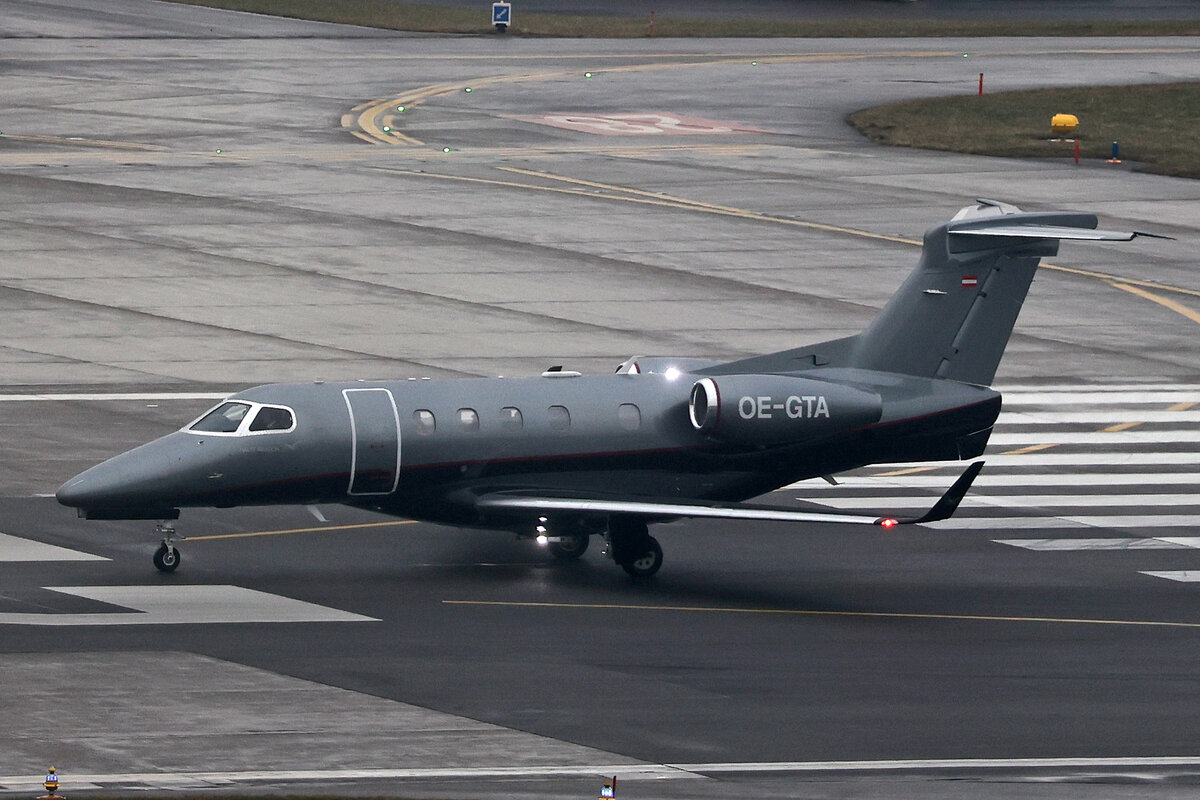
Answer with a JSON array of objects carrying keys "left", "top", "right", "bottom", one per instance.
[
  {"left": 403, "top": 166, "right": 1197, "bottom": 301},
  {"left": 441, "top": 600, "right": 1200, "bottom": 629}
]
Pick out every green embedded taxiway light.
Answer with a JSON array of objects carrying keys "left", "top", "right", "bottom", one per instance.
[
  {"left": 751, "top": 61, "right": 758, "bottom": 66},
  {"left": 396, "top": 105, "right": 406, "bottom": 113},
  {"left": 442, "top": 146, "right": 452, "bottom": 153},
  {"left": 585, "top": 72, "right": 593, "bottom": 78},
  {"left": 464, "top": 87, "right": 472, "bottom": 93}
]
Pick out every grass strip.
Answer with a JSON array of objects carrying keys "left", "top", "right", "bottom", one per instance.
[
  {"left": 849, "top": 82, "right": 1200, "bottom": 179},
  {"left": 162, "top": 0, "right": 1200, "bottom": 37}
]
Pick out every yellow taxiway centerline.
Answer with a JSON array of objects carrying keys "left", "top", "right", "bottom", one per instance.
[
  {"left": 184, "top": 520, "right": 415, "bottom": 541},
  {"left": 442, "top": 599, "right": 1200, "bottom": 629}
]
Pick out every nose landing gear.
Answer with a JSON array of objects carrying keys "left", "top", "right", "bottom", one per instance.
[{"left": 153, "top": 521, "right": 181, "bottom": 573}]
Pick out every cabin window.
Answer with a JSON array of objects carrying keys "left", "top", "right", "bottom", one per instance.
[
  {"left": 414, "top": 409, "right": 436, "bottom": 435},
  {"left": 189, "top": 401, "right": 252, "bottom": 433},
  {"left": 547, "top": 405, "right": 571, "bottom": 431},
  {"left": 500, "top": 406, "right": 523, "bottom": 430},
  {"left": 618, "top": 403, "right": 641, "bottom": 431},
  {"left": 458, "top": 408, "right": 480, "bottom": 432},
  {"left": 249, "top": 405, "right": 295, "bottom": 432}
]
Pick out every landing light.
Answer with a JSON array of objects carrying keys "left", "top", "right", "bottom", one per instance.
[
  {"left": 664, "top": 367, "right": 681, "bottom": 381},
  {"left": 536, "top": 534, "right": 549, "bottom": 546}
]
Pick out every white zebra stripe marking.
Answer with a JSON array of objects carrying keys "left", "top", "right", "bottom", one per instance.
[
  {"left": 0, "top": 586, "right": 378, "bottom": 626},
  {"left": 0, "top": 533, "right": 108, "bottom": 562}
]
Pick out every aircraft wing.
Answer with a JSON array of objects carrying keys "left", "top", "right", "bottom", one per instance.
[{"left": 475, "top": 462, "right": 984, "bottom": 528}]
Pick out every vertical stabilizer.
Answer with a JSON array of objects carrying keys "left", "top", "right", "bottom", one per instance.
[
  {"left": 708, "top": 202, "right": 1154, "bottom": 384},
  {"left": 848, "top": 202, "right": 1145, "bottom": 385}
]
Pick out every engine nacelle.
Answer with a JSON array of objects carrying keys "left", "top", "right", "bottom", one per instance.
[{"left": 688, "top": 375, "right": 882, "bottom": 447}]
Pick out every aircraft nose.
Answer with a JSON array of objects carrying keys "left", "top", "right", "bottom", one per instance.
[{"left": 56, "top": 434, "right": 191, "bottom": 519}]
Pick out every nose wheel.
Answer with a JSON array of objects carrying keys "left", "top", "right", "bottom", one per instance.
[{"left": 153, "top": 522, "right": 181, "bottom": 573}]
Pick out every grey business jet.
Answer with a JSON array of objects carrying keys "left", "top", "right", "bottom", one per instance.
[{"left": 57, "top": 201, "right": 1161, "bottom": 577}]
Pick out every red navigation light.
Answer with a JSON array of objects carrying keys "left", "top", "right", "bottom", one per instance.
[{"left": 880, "top": 518, "right": 898, "bottom": 529}]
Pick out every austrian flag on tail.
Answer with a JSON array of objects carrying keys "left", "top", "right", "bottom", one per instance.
[{"left": 961, "top": 275, "right": 978, "bottom": 288}]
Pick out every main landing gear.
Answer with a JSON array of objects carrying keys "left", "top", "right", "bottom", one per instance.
[
  {"left": 607, "top": 517, "right": 663, "bottom": 578},
  {"left": 532, "top": 517, "right": 662, "bottom": 577},
  {"left": 153, "top": 521, "right": 181, "bottom": 573}
]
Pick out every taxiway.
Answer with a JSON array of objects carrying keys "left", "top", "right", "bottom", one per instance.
[{"left": 2, "top": 1, "right": 1200, "bottom": 797}]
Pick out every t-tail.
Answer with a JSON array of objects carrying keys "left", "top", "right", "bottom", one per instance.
[{"left": 719, "top": 200, "right": 1163, "bottom": 385}]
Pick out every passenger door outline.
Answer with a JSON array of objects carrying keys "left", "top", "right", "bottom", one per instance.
[{"left": 342, "top": 388, "right": 401, "bottom": 496}]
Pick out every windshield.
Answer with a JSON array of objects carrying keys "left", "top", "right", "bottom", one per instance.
[{"left": 189, "top": 402, "right": 253, "bottom": 433}]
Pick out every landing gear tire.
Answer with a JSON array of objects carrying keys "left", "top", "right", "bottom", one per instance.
[
  {"left": 153, "top": 543, "right": 180, "bottom": 573},
  {"left": 548, "top": 533, "right": 589, "bottom": 560},
  {"left": 621, "top": 535, "right": 662, "bottom": 578},
  {"left": 608, "top": 518, "right": 662, "bottom": 578}
]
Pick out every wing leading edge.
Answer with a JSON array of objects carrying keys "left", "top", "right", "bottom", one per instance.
[{"left": 475, "top": 462, "right": 985, "bottom": 528}]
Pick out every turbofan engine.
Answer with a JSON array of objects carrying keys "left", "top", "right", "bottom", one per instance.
[{"left": 688, "top": 374, "right": 882, "bottom": 447}]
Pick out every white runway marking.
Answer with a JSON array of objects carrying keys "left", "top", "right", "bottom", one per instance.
[
  {"left": 0, "top": 586, "right": 377, "bottom": 626},
  {"left": 996, "top": 384, "right": 1200, "bottom": 393},
  {"left": 790, "top": 474, "right": 1200, "bottom": 489},
  {"left": 882, "top": 453, "right": 1200, "bottom": 466},
  {"left": 998, "top": 410, "right": 1200, "bottom": 424},
  {"left": 927, "top": 515, "right": 1199, "bottom": 530},
  {"left": 0, "top": 533, "right": 108, "bottom": 562},
  {"left": 1141, "top": 571, "right": 1200, "bottom": 582},
  {"left": 997, "top": 391, "right": 1200, "bottom": 405},
  {"left": 801, "top": 494, "right": 1200, "bottom": 509},
  {"left": 7, "top": 755, "right": 1200, "bottom": 790},
  {"left": 990, "top": 430, "right": 1200, "bottom": 445},
  {"left": 996, "top": 538, "right": 1200, "bottom": 551},
  {"left": 0, "top": 392, "right": 228, "bottom": 402}
]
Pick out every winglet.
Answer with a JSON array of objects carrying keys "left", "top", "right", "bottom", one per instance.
[{"left": 878, "top": 461, "right": 985, "bottom": 526}]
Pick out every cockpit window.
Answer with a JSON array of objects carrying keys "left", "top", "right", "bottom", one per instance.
[
  {"left": 189, "top": 402, "right": 252, "bottom": 433},
  {"left": 249, "top": 406, "right": 295, "bottom": 432},
  {"left": 187, "top": 401, "right": 296, "bottom": 436}
]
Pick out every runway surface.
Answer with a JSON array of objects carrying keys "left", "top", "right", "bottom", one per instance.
[{"left": 3, "top": 1, "right": 1200, "bottom": 798}]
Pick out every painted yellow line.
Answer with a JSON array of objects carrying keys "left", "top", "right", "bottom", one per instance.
[
  {"left": 1102, "top": 421, "right": 1143, "bottom": 433},
  {"left": 499, "top": 166, "right": 919, "bottom": 245},
  {"left": 1108, "top": 281, "right": 1200, "bottom": 325},
  {"left": 873, "top": 465, "right": 941, "bottom": 477},
  {"left": 1170, "top": 401, "right": 1198, "bottom": 412},
  {"left": 442, "top": 599, "right": 1200, "bottom": 629},
  {"left": 1047, "top": 264, "right": 1200, "bottom": 300},
  {"left": 379, "top": 168, "right": 765, "bottom": 214},
  {"left": 1002, "top": 443, "right": 1060, "bottom": 456},
  {"left": 184, "top": 520, "right": 415, "bottom": 541}
]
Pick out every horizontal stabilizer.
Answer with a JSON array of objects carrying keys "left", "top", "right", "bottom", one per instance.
[
  {"left": 475, "top": 462, "right": 984, "bottom": 528},
  {"left": 949, "top": 225, "right": 1160, "bottom": 242}
]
